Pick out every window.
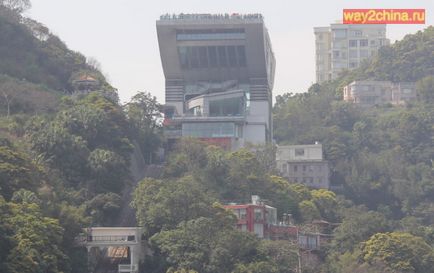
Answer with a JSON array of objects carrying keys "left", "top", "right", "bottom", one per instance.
[
  {"left": 198, "top": 47, "right": 208, "bottom": 67},
  {"left": 349, "top": 62, "right": 358, "bottom": 68},
  {"left": 208, "top": 46, "right": 218, "bottom": 67},
  {"left": 281, "top": 163, "right": 287, "bottom": 174},
  {"left": 209, "top": 96, "right": 244, "bottom": 117},
  {"left": 333, "top": 29, "right": 347, "bottom": 38},
  {"left": 182, "top": 122, "right": 235, "bottom": 138},
  {"left": 178, "top": 47, "right": 189, "bottom": 68},
  {"left": 308, "top": 165, "right": 314, "bottom": 172},
  {"left": 349, "top": 50, "right": 358, "bottom": 58},
  {"left": 240, "top": 224, "right": 247, "bottom": 231},
  {"left": 190, "top": 47, "right": 199, "bottom": 68},
  {"left": 237, "top": 46, "right": 246, "bottom": 66},
  {"left": 227, "top": 46, "right": 237, "bottom": 67},
  {"left": 254, "top": 208, "right": 263, "bottom": 221},
  {"left": 302, "top": 165, "right": 307, "bottom": 172},
  {"left": 349, "top": 40, "right": 358, "bottom": 47},
  {"left": 360, "top": 50, "right": 369, "bottom": 58},
  {"left": 333, "top": 51, "right": 340, "bottom": 58},
  {"left": 176, "top": 29, "right": 246, "bottom": 41},
  {"left": 254, "top": 223, "right": 264, "bottom": 238},
  {"left": 359, "top": 39, "right": 368, "bottom": 47},
  {"left": 351, "top": 30, "right": 362, "bottom": 37},
  {"left": 217, "top": 46, "right": 227, "bottom": 67},
  {"left": 295, "top": 148, "right": 305, "bottom": 156},
  {"left": 294, "top": 165, "right": 298, "bottom": 172},
  {"left": 240, "top": 209, "right": 247, "bottom": 219},
  {"left": 233, "top": 209, "right": 240, "bottom": 219}
]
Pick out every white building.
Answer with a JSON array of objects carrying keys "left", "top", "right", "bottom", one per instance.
[
  {"left": 343, "top": 80, "right": 416, "bottom": 106},
  {"left": 314, "top": 23, "right": 390, "bottom": 83},
  {"left": 276, "top": 143, "right": 330, "bottom": 189}
]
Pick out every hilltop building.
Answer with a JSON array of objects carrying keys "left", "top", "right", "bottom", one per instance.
[
  {"left": 314, "top": 23, "right": 390, "bottom": 83},
  {"left": 343, "top": 80, "right": 417, "bottom": 106},
  {"left": 157, "top": 13, "right": 275, "bottom": 150},
  {"left": 224, "top": 195, "right": 298, "bottom": 240},
  {"left": 276, "top": 143, "right": 330, "bottom": 189}
]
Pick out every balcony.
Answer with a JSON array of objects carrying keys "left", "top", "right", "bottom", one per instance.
[
  {"left": 75, "top": 235, "right": 138, "bottom": 246},
  {"left": 119, "top": 264, "right": 138, "bottom": 273}
]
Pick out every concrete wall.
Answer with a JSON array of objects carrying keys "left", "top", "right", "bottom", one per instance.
[{"left": 276, "top": 144, "right": 323, "bottom": 161}]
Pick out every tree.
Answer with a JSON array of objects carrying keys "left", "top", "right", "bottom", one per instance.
[
  {"left": 416, "top": 75, "right": 434, "bottom": 103},
  {"left": 152, "top": 217, "right": 260, "bottom": 273},
  {"left": 5, "top": 202, "right": 69, "bottom": 273},
  {"left": 131, "top": 176, "right": 216, "bottom": 237},
  {"left": 124, "top": 92, "right": 162, "bottom": 163},
  {"left": 0, "top": 0, "right": 31, "bottom": 13},
  {"left": 361, "top": 232, "right": 434, "bottom": 273},
  {"left": 0, "top": 138, "right": 40, "bottom": 200},
  {"left": 331, "top": 206, "right": 391, "bottom": 253}
]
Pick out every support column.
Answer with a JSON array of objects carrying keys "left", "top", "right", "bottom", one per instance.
[{"left": 130, "top": 246, "right": 134, "bottom": 272}]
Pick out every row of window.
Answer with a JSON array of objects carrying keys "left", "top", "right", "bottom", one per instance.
[
  {"left": 333, "top": 49, "right": 372, "bottom": 59},
  {"left": 333, "top": 29, "right": 384, "bottom": 39},
  {"left": 292, "top": 177, "right": 324, "bottom": 184},
  {"left": 231, "top": 208, "right": 264, "bottom": 221},
  {"left": 281, "top": 164, "right": 323, "bottom": 173},
  {"left": 177, "top": 33, "right": 245, "bottom": 41},
  {"left": 178, "top": 45, "right": 247, "bottom": 69},
  {"left": 182, "top": 122, "right": 239, "bottom": 138}
]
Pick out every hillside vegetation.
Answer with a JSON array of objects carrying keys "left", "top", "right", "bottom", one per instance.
[
  {"left": 273, "top": 26, "right": 434, "bottom": 272},
  {"left": 0, "top": 3, "right": 162, "bottom": 273},
  {"left": 0, "top": 1, "right": 433, "bottom": 272}
]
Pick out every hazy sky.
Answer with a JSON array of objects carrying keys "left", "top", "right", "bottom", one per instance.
[{"left": 27, "top": 0, "right": 433, "bottom": 103}]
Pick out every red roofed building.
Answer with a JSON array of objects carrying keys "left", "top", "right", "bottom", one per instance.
[{"left": 224, "top": 195, "right": 298, "bottom": 240}]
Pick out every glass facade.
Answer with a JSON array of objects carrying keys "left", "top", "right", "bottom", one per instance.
[
  {"left": 182, "top": 122, "right": 236, "bottom": 138},
  {"left": 178, "top": 45, "right": 247, "bottom": 69},
  {"left": 209, "top": 96, "right": 245, "bottom": 117},
  {"left": 176, "top": 28, "right": 245, "bottom": 41},
  {"left": 177, "top": 32, "right": 245, "bottom": 41}
]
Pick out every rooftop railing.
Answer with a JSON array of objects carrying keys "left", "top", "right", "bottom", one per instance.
[{"left": 159, "top": 13, "right": 263, "bottom": 21}]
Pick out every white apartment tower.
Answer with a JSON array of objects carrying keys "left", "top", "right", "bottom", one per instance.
[{"left": 314, "top": 23, "right": 390, "bottom": 83}]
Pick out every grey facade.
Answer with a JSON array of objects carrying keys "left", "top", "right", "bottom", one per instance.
[
  {"left": 276, "top": 144, "right": 330, "bottom": 189},
  {"left": 157, "top": 14, "right": 275, "bottom": 150},
  {"left": 314, "top": 23, "right": 390, "bottom": 83}
]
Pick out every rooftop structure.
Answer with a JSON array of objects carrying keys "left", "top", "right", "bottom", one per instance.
[
  {"left": 343, "top": 80, "right": 417, "bottom": 106},
  {"left": 157, "top": 13, "right": 275, "bottom": 150},
  {"left": 276, "top": 143, "right": 330, "bottom": 189},
  {"left": 314, "top": 23, "right": 390, "bottom": 83},
  {"left": 224, "top": 195, "right": 298, "bottom": 240},
  {"left": 76, "top": 227, "right": 143, "bottom": 273}
]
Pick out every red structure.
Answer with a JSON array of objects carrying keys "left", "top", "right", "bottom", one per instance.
[{"left": 224, "top": 196, "right": 298, "bottom": 240}]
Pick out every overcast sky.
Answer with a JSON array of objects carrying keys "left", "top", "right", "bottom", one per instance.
[{"left": 27, "top": 0, "right": 433, "bottom": 103}]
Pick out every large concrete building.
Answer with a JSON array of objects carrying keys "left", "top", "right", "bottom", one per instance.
[
  {"left": 276, "top": 143, "right": 330, "bottom": 189},
  {"left": 314, "top": 23, "right": 390, "bottom": 83},
  {"left": 157, "top": 13, "right": 275, "bottom": 150},
  {"left": 343, "top": 80, "right": 416, "bottom": 107}
]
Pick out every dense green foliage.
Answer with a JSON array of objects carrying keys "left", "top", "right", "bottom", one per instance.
[
  {"left": 274, "top": 26, "right": 434, "bottom": 272},
  {"left": 0, "top": 5, "right": 163, "bottom": 273},
  {"left": 0, "top": 2, "right": 433, "bottom": 272},
  {"left": 131, "top": 139, "right": 338, "bottom": 272}
]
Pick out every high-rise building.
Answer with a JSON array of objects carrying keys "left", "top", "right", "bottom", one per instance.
[
  {"left": 157, "top": 13, "right": 275, "bottom": 150},
  {"left": 314, "top": 23, "right": 390, "bottom": 83}
]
